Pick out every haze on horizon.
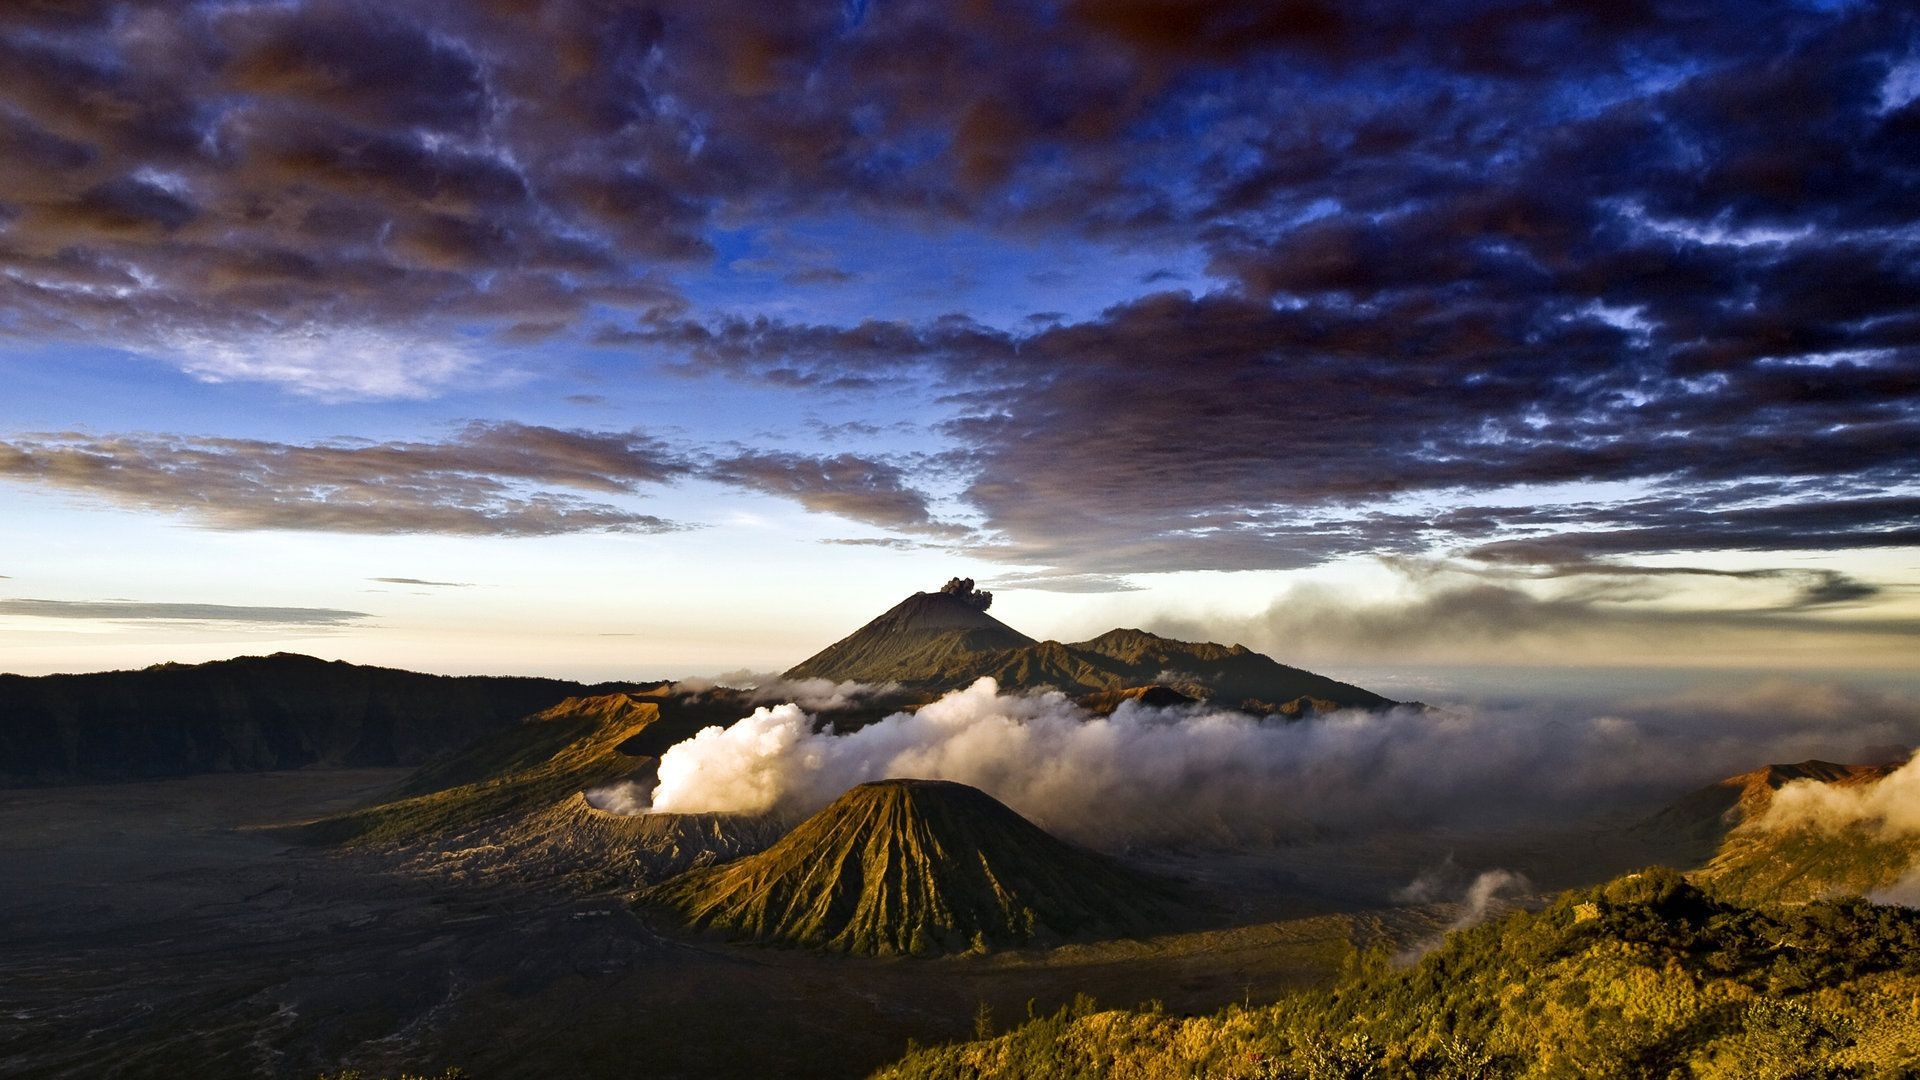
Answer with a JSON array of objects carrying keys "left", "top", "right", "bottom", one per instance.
[{"left": 0, "top": 1, "right": 1915, "bottom": 683}]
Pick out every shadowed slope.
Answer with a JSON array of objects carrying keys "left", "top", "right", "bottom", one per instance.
[
  {"left": 1068, "top": 628, "right": 1393, "bottom": 713},
  {"left": 0, "top": 652, "right": 621, "bottom": 785},
  {"left": 293, "top": 693, "right": 786, "bottom": 886},
  {"left": 647, "top": 779, "right": 1181, "bottom": 955}
]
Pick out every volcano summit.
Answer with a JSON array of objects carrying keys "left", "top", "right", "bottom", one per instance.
[{"left": 646, "top": 778, "right": 1180, "bottom": 955}]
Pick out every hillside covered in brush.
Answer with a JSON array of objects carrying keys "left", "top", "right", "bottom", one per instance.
[
  {"left": 786, "top": 579, "right": 1391, "bottom": 714},
  {"left": 646, "top": 778, "right": 1182, "bottom": 955},
  {"left": 0, "top": 652, "right": 623, "bottom": 784},
  {"left": 1686, "top": 760, "right": 1917, "bottom": 907},
  {"left": 877, "top": 868, "right": 1920, "bottom": 1079}
]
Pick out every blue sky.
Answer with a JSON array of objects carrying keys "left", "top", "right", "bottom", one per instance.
[{"left": 0, "top": 0, "right": 1915, "bottom": 680}]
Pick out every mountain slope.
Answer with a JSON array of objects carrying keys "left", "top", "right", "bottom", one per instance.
[
  {"left": 0, "top": 652, "right": 620, "bottom": 785},
  {"left": 1068, "top": 627, "right": 1394, "bottom": 712},
  {"left": 785, "top": 579, "right": 1037, "bottom": 686},
  {"left": 294, "top": 692, "right": 785, "bottom": 886},
  {"left": 878, "top": 868, "right": 1920, "bottom": 1079},
  {"left": 1638, "top": 759, "right": 1894, "bottom": 862},
  {"left": 1685, "top": 760, "right": 1916, "bottom": 905},
  {"left": 294, "top": 693, "right": 669, "bottom": 846},
  {"left": 646, "top": 778, "right": 1181, "bottom": 955},
  {"left": 785, "top": 581, "right": 1394, "bottom": 711}
]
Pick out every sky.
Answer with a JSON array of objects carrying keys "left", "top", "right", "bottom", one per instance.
[{"left": 0, "top": 0, "right": 1916, "bottom": 684}]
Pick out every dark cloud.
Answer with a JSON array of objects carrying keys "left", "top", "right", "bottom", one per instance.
[
  {"left": 1408, "top": 555, "right": 1885, "bottom": 612},
  {"left": 708, "top": 451, "right": 968, "bottom": 537},
  {"left": 368, "top": 577, "right": 474, "bottom": 588},
  {"left": 0, "top": 423, "right": 968, "bottom": 541},
  {"left": 0, "top": 1, "right": 1913, "bottom": 581},
  {"left": 0, "top": 598, "right": 370, "bottom": 626},
  {"left": 0, "top": 0, "right": 1819, "bottom": 384},
  {"left": 818, "top": 538, "right": 938, "bottom": 551},
  {"left": 0, "top": 424, "right": 693, "bottom": 536}
]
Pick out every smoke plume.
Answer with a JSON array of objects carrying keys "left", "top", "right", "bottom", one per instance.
[
  {"left": 1394, "top": 866, "right": 1533, "bottom": 960},
  {"left": 640, "top": 676, "right": 1920, "bottom": 848}
]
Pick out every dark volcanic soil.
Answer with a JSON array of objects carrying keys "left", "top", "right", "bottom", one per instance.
[
  {"left": 0, "top": 771, "right": 1388, "bottom": 1079},
  {"left": 0, "top": 770, "right": 1685, "bottom": 1079}
]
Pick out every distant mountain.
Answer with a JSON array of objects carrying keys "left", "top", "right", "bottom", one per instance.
[
  {"left": 784, "top": 578, "right": 1037, "bottom": 685},
  {"left": 0, "top": 653, "right": 625, "bottom": 785},
  {"left": 786, "top": 578, "right": 1393, "bottom": 713},
  {"left": 646, "top": 778, "right": 1182, "bottom": 955},
  {"left": 1642, "top": 759, "right": 1894, "bottom": 856}
]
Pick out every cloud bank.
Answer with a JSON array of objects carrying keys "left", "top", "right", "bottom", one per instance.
[
  {"left": 0, "top": 424, "right": 949, "bottom": 539},
  {"left": 0, "top": 598, "right": 369, "bottom": 625},
  {"left": 640, "top": 676, "right": 1920, "bottom": 848}
]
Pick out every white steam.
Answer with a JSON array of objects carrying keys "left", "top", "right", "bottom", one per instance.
[
  {"left": 1760, "top": 753, "right": 1920, "bottom": 837},
  {"left": 1448, "top": 869, "right": 1532, "bottom": 931},
  {"left": 1756, "top": 753, "right": 1920, "bottom": 906},
  {"left": 641, "top": 676, "right": 1920, "bottom": 847},
  {"left": 1394, "top": 867, "right": 1533, "bottom": 961},
  {"left": 583, "top": 782, "right": 651, "bottom": 815},
  {"left": 670, "top": 672, "right": 903, "bottom": 712}
]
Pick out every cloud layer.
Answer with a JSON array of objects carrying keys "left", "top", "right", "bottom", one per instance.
[
  {"left": 640, "top": 676, "right": 1920, "bottom": 848},
  {"left": 0, "top": 598, "right": 368, "bottom": 625},
  {"left": 0, "top": 423, "right": 951, "bottom": 537}
]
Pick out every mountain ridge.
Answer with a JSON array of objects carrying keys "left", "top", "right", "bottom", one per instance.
[
  {"left": 0, "top": 652, "right": 628, "bottom": 785},
  {"left": 785, "top": 579, "right": 1393, "bottom": 713}
]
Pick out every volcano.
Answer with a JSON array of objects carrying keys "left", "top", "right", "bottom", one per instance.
[
  {"left": 785, "top": 577, "right": 1393, "bottom": 713},
  {"left": 784, "top": 576, "right": 1037, "bottom": 685},
  {"left": 645, "top": 778, "right": 1180, "bottom": 955}
]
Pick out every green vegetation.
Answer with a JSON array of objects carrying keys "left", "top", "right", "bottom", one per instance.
[
  {"left": 646, "top": 778, "right": 1183, "bottom": 955},
  {"left": 875, "top": 868, "right": 1920, "bottom": 1078},
  {"left": 1700, "top": 821, "right": 1917, "bottom": 908}
]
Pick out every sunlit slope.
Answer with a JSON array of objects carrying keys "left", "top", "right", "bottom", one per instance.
[
  {"left": 1688, "top": 761, "right": 1915, "bottom": 906},
  {"left": 295, "top": 693, "right": 671, "bottom": 846},
  {"left": 877, "top": 868, "right": 1920, "bottom": 1078},
  {"left": 1634, "top": 758, "right": 1920, "bottom": 905},
  {"left": 646, "top": 778, "right": 1182, "bottom": 955}
]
